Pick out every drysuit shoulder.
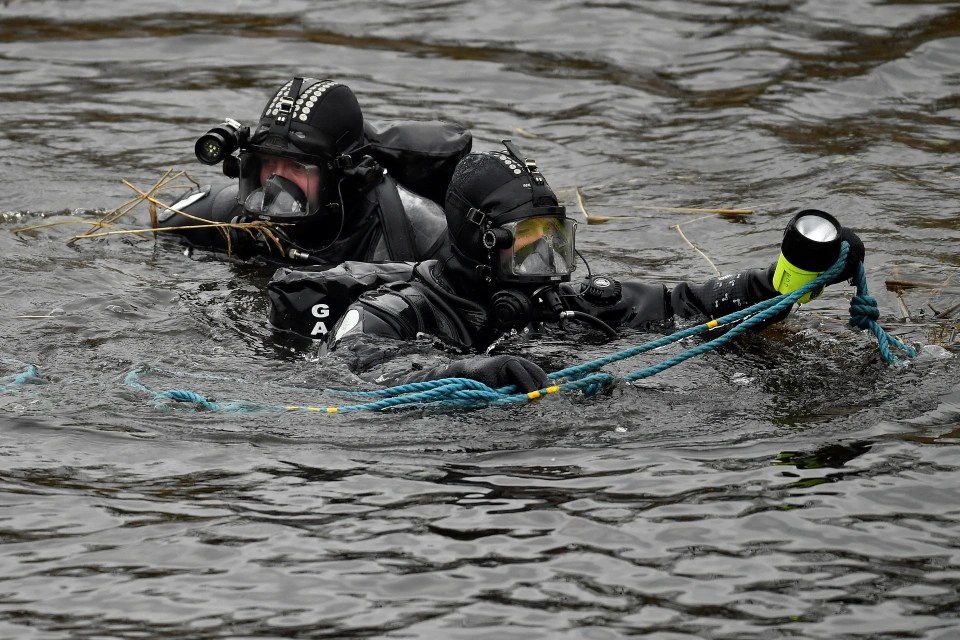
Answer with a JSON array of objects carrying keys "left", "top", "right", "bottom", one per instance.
[{"left": 268, "top": 261, "right": 418, "bottom": 339}]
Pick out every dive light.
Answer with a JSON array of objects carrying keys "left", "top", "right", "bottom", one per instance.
[
  {"left": 772, "top": 209, "right": 842, "bottom": 303},
  {"left": 194, "top": 118, "right": 246, "bottom": 165}
]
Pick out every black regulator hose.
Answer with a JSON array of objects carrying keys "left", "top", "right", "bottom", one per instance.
[{"left": 559, "top": 310, "right": 619, "bottom": 339}]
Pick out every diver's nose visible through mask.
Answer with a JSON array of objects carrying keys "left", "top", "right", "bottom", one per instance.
[
  {"left": 493, "top": 216, "right": 576, "bottom": 282},
  {"left": 516, "top": 234, "right": 569, "bottom": 275},
  {"left": 238, "top": 152, "right": 324, "bottom": 222},
  {"left": 243, "top": 175, "right": 309, "bottom": 221}
]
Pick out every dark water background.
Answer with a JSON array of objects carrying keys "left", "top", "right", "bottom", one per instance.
[{"left": 2, "top": 1, "right": 959, "bottom": 638}]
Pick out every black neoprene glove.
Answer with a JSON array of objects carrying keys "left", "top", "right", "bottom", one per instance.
[
  {"left": 442, "top": 355, "right": 548, "bottom": 393},
  {"left": 831, "top": 227, "right": 865, "bottom": 285}
]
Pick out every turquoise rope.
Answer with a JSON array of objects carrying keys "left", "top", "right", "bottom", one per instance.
[
  {"left": 123, "top": 368, "right": 514, "bottom": 413},
  {"left": 0, "top": 364, "right": 46, "bottom": 393},
  {"left": 123, "top": 242, "right": 916, "bottom": 413},
  {"left": 124, "top": 369, "right": 274, "bottom": 412}
]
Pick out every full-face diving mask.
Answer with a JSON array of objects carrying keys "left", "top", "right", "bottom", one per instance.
[
  {"left": 484, "top": 214, "right": 577, "bottom": 284},
  {"left": 237, "top": 152, "right": 324, "bottom": 222}
]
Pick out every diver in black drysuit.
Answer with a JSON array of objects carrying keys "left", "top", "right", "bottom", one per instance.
[
  {"left": 319, "top": 142, "right": 865, "bottom": 392},
  {"left": 158, "top": 77, "right": 471, "bottom": 265}
]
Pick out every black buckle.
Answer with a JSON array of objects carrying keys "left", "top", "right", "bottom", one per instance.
[
  {"left": 334, "top": 154, "right": 354, "bottom": 169},
  {"left": 275, "top": 97, "right": 294, "bottom": 124},
  {"left": 466, "top": 208, "right": 487, "bottom": 226}
]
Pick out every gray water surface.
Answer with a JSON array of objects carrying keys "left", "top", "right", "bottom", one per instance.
[{"left": 1, "top": 1, "right": 959, "bottom": 638}]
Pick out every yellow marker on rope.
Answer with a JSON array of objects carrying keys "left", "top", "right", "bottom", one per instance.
[
  {"left": 285, "top": 405, "right": 339, "bottom": 413},
  {"left": 706, "top": 319, "right": 719, "bottom": 329},
  {"left": 527, "top": 385, "right": 561, "bottom": 401}
]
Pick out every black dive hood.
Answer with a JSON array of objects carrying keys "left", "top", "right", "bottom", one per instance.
[{"left": 444, "top": 140, "right": 571, "bottom": 286}]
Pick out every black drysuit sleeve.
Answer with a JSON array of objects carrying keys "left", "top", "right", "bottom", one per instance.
[
  {"left": 667, "top": 266, "right": 785, "bottom": 328},
  {"left": 564, "top": 267, "right": 783, "bottom": 332},
  {"left": 156, "top": 183, "right": 244, "bottom": 252}
]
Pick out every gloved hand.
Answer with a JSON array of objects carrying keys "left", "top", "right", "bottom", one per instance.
[
  {"left": 443, "top": 355, "right": 548, "bottom": 393},
  {"left": 226, "top": 216, "right": 261, "bottom": 259},
  {"left": 830, "top": 227, "right": 865, "bottom": 285}
]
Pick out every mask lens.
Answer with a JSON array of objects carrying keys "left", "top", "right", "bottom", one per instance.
[
  {"left": 242, "top": 176, "right": 307, "bottom": 218},
  {"left": 238, "top": 153, "right": 322, "bottom": 218},
  {"left": 498, "top": 216, "right": 576, "bottom": 278}
]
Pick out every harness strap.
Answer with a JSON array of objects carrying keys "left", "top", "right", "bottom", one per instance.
[{"left": 374, "top": 178, "right": 419, "bottom": 261}]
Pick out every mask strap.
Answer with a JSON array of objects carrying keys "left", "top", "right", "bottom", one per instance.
[
  {"left": 267, "top": 77, "right": 305, "bottom": 140},
  {"left": 500, "top": 139, "right": 555, "bottom": 207}
]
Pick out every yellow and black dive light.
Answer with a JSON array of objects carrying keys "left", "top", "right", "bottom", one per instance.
[{"left": 772, "top": 209, "right": 842, "bottom": 303}]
